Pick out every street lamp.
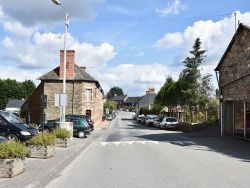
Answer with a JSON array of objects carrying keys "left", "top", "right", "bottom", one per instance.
[{"left": 52, "top": 0, "right": 69, "bottom": 122}]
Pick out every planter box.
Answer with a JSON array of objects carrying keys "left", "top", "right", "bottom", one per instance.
[
  {"left": 29, "top": 145, "right": 55, "bottom": 159},
  {"left": 0, "top": 159, "right": 25, "bottom": 178},
  {"left": 55, "top": 138, "right": 70, "bottom": 148}
]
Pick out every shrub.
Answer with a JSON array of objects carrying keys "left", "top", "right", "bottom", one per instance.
[
  {"left": 52, "top": 128, "right": 71, "bottom": 139},
  {"left": 0, "top": 142, "right": 29, "bottom": 159},
  {"left": 177, "top": 122, "right": 192, "bottom": 133},
  {"left": 29, "top": 133, "right": 56, "bottom": 147}
]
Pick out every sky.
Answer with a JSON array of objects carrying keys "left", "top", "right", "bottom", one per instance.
[{"left": 0, "top": 0, "right": 250, "bottom": 97}]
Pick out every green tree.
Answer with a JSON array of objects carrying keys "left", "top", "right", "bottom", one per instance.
[
  {"left": 106, "top": 86, "right": 124, "bottom": 100},
  {"left": 180, "top": 38, "right": 212, "bottom": 111},
  {"left": 154, "top": 76, "right": 177, "bottom": 111},
  {"left": 0, "top": 79, "right": 36, "bottom": 109},
  {"left": 103, "top": 100, "right": 117, "bottom": 114}
]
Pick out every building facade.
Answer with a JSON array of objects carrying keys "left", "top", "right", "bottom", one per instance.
[
  {"left": 215, "top": 23, "right": 250, "bottom": 140},
  {"left": 21, "top": 50, "right": 104, "bottom": 125}
]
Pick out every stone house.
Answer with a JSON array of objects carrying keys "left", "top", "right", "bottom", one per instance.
[
  {"left": 135, "top": 88, "right": 156, "bottom": 118},
  {"left": 215, "top": 23, "right": 250, "bottom": 140},
  {"left": 21, "top": 50, "right": 104, "bottom": 125},
  {"left": 124, "top": 97, "right": 140, "bottom": 110},
  {"left": 111, "top": 94, "right": 128, "bottom": 109}
]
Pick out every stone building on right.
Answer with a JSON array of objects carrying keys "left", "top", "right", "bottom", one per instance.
[{"left": 215, "top": 23, "right": 250, "bottom": 140}]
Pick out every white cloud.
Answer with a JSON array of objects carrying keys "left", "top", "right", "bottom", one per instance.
[
  {"left": 153, "top": 11, "right": 250, "bottom": 91},
  {"left": 98, "top": 64, "right": 169, "bottom": 95},
  {"left": 156, "top": 0, "right": 186, "bottom": 17},
  {"left": 0, "top": 66, "right": 41, "bottom": 86},
  {"left": 72, "top": 42, "right": 116, "bottom": 70},
  {"left": 155, "top": 32, "right": 183, "bottom": 48},
  {"left": 0, "top": 0, "right": 106, "bottom": 26}
]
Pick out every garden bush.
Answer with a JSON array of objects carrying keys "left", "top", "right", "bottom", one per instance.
[
  {"left": 52, "top": 128, "right": 71, "bottom": 139},
  {"left": 29, "top": 133, "right": 56, "bottom": 147},
  {"left": 0, "top": 142, "right": 29, "bottom": 159}
]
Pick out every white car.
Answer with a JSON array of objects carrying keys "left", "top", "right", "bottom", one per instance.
[{"left": 159, "top": 117, "right": 179, "bottom": 130}]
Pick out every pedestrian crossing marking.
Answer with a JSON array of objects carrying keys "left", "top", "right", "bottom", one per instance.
[{"left": 100, "top": 141, "right": 158, "bottom": 146}]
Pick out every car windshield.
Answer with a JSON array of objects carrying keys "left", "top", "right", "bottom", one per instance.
[{"left": 0, "top": 111, "right": 23, "bottom": 123}]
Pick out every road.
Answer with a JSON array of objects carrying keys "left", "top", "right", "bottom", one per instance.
[{"left": 46, "top": 111, "right": 250, "bottom": 188}]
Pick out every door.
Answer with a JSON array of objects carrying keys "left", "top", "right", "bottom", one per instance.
[
  {"left": 86, "top": 110, "right": 91, "bottom": 118},
  {"left": 246, "top": 112, "right": 250, "bottom": 139}
]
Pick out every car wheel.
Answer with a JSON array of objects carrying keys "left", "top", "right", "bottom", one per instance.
[
  {"left": 6, "top": 134, "right": 18, "bottom": 142},
  {"left": 78, "top": 131, "right": 86, "bottom": 138}
]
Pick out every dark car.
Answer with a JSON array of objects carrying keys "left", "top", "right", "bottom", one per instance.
[
  {"left": 38, "top": 119, "right": 59, "bottom": 132},
  {"left": 66, "top": 114, "right": 94, "bottom": 131},
  {"left": 0, "top": 136, "right": 7, "bottom": 142},
  {"left": 65, "top": 117, "right": 90, "bottom": 138},
  {"left": 0, "top": 110, "right": 38, "bottom": 142}
]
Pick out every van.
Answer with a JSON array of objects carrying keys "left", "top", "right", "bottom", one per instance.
[{"left": 0, "top": 110, "right": 38, "bottom": 142}]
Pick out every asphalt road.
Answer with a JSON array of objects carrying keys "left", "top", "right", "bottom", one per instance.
[
  {"left": 2, "top": 111, "right": 250, "bottom": 188},
  {"left": 46, "top": 111, "right": 250, "bottom": 188}
]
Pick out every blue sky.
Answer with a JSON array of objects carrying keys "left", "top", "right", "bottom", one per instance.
[{"left": 0, "top": 0, "right": 250, "bottom": 96}]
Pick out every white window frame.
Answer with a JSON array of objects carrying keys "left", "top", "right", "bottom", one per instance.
[{"left": 86, "top": 88, "right": 92, "bottom": 101}]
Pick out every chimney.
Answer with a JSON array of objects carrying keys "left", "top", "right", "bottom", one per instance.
[
  {"left": 59, "top": 50, "right": 75, "bottom": 79},
  {"left": 148, "top": 88, "right": 155, "bottom": 93},
  {"left": 80, "top": 66, "right": 86, "bottom": 72}
]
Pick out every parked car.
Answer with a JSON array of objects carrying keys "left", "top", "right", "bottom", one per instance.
[
  {"left": 0, "top": 110, "right": 38, "bottom": 142},
  {"left": 0, "top": 136, "right": 7, "bottom": 142},
  {"left": 145, "top": 115, "right": 157, "bottom": 127},
  {"left": 159, "top": 117, "right": 179, "bottom": 130},
  {"left": 154, "top": 117, "right": 163, "bottom": 128},
  {"left": 66, "top": 114, "right": 94, "bottom": 131},
  {"left": 106, "top": 114, "right": 113, "bottom": 121},
  {"left": 66, "top": 117, "right": 90, "bottom": 138},
  {"left": 137, "top": 114, "right": 144, "bottom": 123},
  {"left": 141, "top": 115, "right": 147, "bottom": 125},
  {"left": 39, "top": 119, "right": 58, "bottom": 132}
]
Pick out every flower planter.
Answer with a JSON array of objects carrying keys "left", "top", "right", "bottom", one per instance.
[
  {"left": 0, "top": 159, "right": 25, "bottom": 178},
  {"left": 29, "top": 145, "right": 55, "bottom": 159},
  {"left": 55, "top": 138, "right": 70, "bottom": 148}
]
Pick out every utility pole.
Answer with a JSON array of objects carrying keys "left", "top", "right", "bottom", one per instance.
[{"left": 234, "top": 12, "right": 237, "bottom": 32}]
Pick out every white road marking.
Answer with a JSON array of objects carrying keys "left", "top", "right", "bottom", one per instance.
[{"left": 100, "top": 141, "right": 158, "bottom": 146}]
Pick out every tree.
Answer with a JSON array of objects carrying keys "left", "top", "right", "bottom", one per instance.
[
  {"left": 0, "top": 79, "right": 36, "bottom": 109},
  {"left": 106, "top": 87, "right": 124, "bottom": 100},
  {"left": 154, "top": 76, "right": 177, "bottom": 111},
  {"left": 179, "top": 37, "right": 211, "bottom": 111}
]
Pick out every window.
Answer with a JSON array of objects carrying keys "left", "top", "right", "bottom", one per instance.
[{"left": 86, "top": 89, "right": 92, "bottom": 101}]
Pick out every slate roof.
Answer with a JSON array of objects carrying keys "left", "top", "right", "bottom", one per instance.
[
  {"left": 6, "top": 100, "right": 26, "bottom": 108},
  {"left": 38, "top": 64, "right": 96, "bottom": 81},
  {"left": 215, "top": 23, "right": 250, "bottom": 71},
  {"left": 112, "top": 95, "right": 127, "bottom": 101},
  {"left": 124, "top": 97, "right": 140, "bottom": 104},
  {"left": 38, "top": 64, "right": 103, "bottom": 94},
  {"left": 139, "top": 93, "right": 157, "bottom": 107}
]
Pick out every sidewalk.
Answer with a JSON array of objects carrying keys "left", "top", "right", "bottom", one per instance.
[
  {"left": 95, "top": 120, "right": 111, "bottom": 130},
  {"left": 184, "top": 126, "right": 250, "bottom": 160}
]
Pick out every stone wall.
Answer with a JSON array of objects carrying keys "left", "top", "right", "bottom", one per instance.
[
  {"left": 220, "top": 26, "right": 250, "bottom": 101},
  {"left": 44, "top": 81, "right": 103, "bottom": 124}
]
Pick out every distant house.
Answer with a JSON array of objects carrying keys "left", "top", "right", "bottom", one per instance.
[
  {"left": 111, "top": 94, "right": 128, "bottom": 109},
  {"left": 21, "top": 50, "right": 104, "bottom": 125},
  {"left": 135, "top": 88, "right": 156, "bottom": 117},
  {"left": 124, "top": 97, "right": 140, "bottom": 110},
  {"left": 6, "top": 99, "right": 26, "bottom": 112},
  {"left": 215, "top": 23, "right": 250, "bottom": 140}
]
